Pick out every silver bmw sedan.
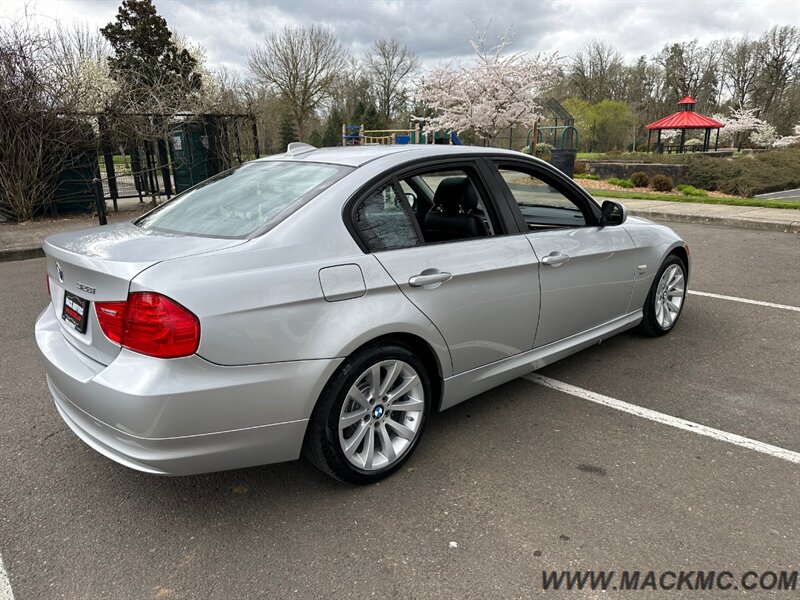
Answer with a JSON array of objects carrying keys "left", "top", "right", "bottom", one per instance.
[{"left": 36, "top": 144, "right": 689, "bottom": 484}]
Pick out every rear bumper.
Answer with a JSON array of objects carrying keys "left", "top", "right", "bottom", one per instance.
[{"left": 35, "top": 304, "right": 342, "bottom": 475}]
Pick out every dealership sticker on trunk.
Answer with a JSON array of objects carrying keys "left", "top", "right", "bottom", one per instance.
[{"left": 62, "top": 291, "right": 89, "bottom": 333}]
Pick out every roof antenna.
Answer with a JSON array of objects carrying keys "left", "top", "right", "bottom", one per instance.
[{"left": 286, "top": 142, "right": 316, "bottom": 156}]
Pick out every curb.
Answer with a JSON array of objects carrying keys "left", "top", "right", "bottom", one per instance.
[
  {"left": 0, "top": 247, "right": 45, "bottom": 263},
  {"left": 627, "top": 210, "right": 800, "bottom": 233},
  {"left": 1, "top": 212, "right": 797, "bottom": 264}
]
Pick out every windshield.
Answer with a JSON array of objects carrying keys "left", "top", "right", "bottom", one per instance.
[{"left": 136, "top": 161, "right": 351, "bottom": 238}]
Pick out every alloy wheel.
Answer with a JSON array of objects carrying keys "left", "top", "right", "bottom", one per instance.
[
  {"left": 654, "top": 263, "right": 685, "bottom": 329},
  {"left": 338, "top": 360, "right": 425, "bottom": 471}
]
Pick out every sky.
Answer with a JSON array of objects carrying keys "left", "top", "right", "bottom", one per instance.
[{"left": 2, "top": 0, "right": 799, "bottom": 73}]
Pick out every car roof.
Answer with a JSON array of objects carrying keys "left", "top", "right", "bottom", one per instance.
[{"left": 256, "top": 144, "right": 531, "bottom": 168}]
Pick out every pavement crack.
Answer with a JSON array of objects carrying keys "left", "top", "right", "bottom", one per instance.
[{"left": 41, "top": 426, "right": 68, "bottom": 444}]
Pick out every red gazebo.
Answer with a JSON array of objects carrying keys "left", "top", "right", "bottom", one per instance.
[{"left": 645, "top": 97, "right": 724, "bottom": 153}]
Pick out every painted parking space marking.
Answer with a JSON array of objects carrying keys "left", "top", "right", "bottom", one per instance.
[
  {"left": 688, "top": 290, "right": 800, "bottom": 312},
  {"left": 524, "top": 374, "right": 800, "bottom": 465},
  {"left": 0, "top": 552, "right": 14, "bottom": 600}
]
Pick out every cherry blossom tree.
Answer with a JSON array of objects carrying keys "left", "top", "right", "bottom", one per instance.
[
  {"left": 660, "top": 129, "right": 681, "bottom": 143},
  {"left": 773, "top": 124, "right": 800, "bottom": 147},
  {"left": 718, "top": 107, "right": 762, "bottom": 148},
  {"left": 749, "top": 122, "right": 777, "bottom": 147},
  {"left": 418, "top": 27, "right": 559, "bottom": 144},
  {"left": 71, "top": 57, "right": 119, "bottom": 113}
]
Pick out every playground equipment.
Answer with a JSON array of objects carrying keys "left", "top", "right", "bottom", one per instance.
[
  {"left": 524, "top": 123, "right": 579, "bottom": 178},
  {"left": 341, "top": 121, "right": 462, "bottom": 146},
  {"left": 525, "top": 125, "right": 579, "bottom": 152},
  {"left": 342, "top": 124, "right": 365, "bottom": 146}
]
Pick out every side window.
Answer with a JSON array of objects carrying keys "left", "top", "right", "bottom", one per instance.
[
  {"left": 405, "top": 168, "right": 497, "bottom": 243},
  {"left": 354, "top": 181, "right": 421, "bottom": 252},
  {"left": 498, "top": 168, "right": 586, "bottom": 229}
]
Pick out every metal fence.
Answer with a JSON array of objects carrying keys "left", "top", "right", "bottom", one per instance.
[{"left": 49, "top": 112, "right": 260, "bottom": 217}]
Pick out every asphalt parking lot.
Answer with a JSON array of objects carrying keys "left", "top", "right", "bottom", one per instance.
[{"left": 0, "top": 221, "right": 798, "bottom": 599}]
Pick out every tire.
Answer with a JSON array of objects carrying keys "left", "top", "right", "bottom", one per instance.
[
  {"left": 638, "top": 254, "right": 687, "bottom": 337},
  {"left": 303, "top": 344, "right": 431, "bottom": 484}
]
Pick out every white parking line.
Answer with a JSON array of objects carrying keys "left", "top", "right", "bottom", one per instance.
[
  {"left": 688, "top": 290, "right": 800, "bottom": 312},
  {"left": 0, "top": 552, "right": 13, "bottom": 600},
  {"left": 524, "top": 374, "right": 800, "bottom": 465}
]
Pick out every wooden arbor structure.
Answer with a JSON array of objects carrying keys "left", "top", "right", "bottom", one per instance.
[{"left": 645, "top": 97, "right": 724, "bottom": 153}]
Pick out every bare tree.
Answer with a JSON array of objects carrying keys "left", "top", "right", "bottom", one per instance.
[
  {"left": 365, "top": 38, "right": 419, "bottom": 124},
  {"left": 328, "top": 58, "right": 375, "bottom": 122},
  {"left": 655, "top": 40, "right": 722, "bottom": 109},
  {"left": 0, "top": 22, "right": 91, "bottom": 221},
  {"left": 46, "top": 23, "right": 111, "bottom": 93},
  {"left": 248, "top": 25, "right": 347, "bottom": 141},
  {"left": 722, "top": 36, "right": 762, "bottom": 109},
  {"left": 754, "top": 25, "right": 800, "bottom": 127},
  {"left": 568, "top": 40, "right": 625, "bottom": 103}
]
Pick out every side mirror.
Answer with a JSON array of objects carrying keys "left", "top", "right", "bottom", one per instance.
[
  {"left": 600, "top": 200, "right": 627, "bottom": 226},
  {"left": 405, "top": 192, "right": 417, "bottom": 208}
]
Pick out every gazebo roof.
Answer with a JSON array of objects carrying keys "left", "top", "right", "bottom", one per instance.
[
  {"left": 677, "top": 96, "right": 697, "bottom": 105},
  {"left": 645, "top": 112, "right": 725, "bottom": 130}
]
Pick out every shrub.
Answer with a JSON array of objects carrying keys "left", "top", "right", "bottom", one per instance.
[
  {"left": 681, "top": 147, "right": 800, "bottom": 196},
  {"left": 676, "top": 184, "right": 707, "bottom": 197},
  {"left": 573, "top": 160, "right": 587, "bottom": 174},
  {"left": 608, "top": 177, "right": 634, "bottom": 188},
  {"left": 684, "top": 138, "right": 703, "bottom": 146},
  {"left": 650, "top": 174, "right": 674, "bottom": 192},
  {"left": 535, "top": 143, "right": 553, "bottom": 160},
  {"left": 630, "top": 171, "right": 649, "bottom": 187},
  {"left": 719, "top": 177, "right": 754, "bottom": 197}
]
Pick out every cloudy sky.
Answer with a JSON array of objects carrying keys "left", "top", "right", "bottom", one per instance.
[{"left": 2, "top": 0, "right": 798, "bottom": 72}]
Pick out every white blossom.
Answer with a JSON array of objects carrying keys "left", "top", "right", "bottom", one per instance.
[
  {"left": 772, "top": 122, "right": 800, "bottom": 147},
  {"left": 772, "top": 135, "right": 798, "bottom": 147},
  {"left": 723, "top": 107, "right": 762, "bottom": 136},
  {"left": 71, "top": 58, "right": 119, "bottom": 112},
  {"left": 660, "top": 129, "right": 681, "bottom": 143},
  {"left": 749, "top": 122, "right": 777, "bottom": 147},
  {"left": 417, "top": 28, "right": 559, "bottom": 143}
]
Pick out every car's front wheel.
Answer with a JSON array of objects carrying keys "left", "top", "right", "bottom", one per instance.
[
  {"left": 639, "top": 254, "right": 687, "bottom": 336},
  {"left": 303, "top": 344, "right": 430, "bottom": 484}
]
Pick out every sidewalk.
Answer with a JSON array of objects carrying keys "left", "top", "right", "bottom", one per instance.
[
  {"left": 600, "top": 198, "right": 800, "bottom": 233},
  {"left": 1, "top": 197, "right": 798, "bottom": 262},
  {"left": 0, "top": 198, "right": 151, "bottom": 262}
]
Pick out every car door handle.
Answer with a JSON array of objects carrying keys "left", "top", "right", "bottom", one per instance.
[
  {"left": 409, "top": 271, "right": 452, "bottom": 287},
  {"left": 541, "top": 253, "right": 570, "bottom": 266}
]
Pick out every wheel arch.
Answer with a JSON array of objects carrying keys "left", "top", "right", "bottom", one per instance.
[
  {"left": 667, "top": 243, "right": 690, "bottom": 282},
  {"left": 321, "top": 332, "right": 446, "bottom": 416}
]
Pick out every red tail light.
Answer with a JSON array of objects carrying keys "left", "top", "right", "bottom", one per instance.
[{"left": 96, "top": 292, "right": 200, "bottom": 359}]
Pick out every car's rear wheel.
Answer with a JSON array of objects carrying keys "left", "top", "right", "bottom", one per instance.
[
  {"left": 639, "top": 254, "right": 687, "bottom": 336},
  {"left": 303, "top": 344, "right": 430, "bottom": 484}
]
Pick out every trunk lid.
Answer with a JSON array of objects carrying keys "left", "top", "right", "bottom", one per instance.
[{"left": 44, "top": 221, "right": 246, "bottom": 365}]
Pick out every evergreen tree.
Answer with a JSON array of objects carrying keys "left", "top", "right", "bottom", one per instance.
[
  {"left": 101, "top": 0, "right": 200, "bottom": 106},
  {"left": 308, "top": 129, "right": 323, "bottom": 147},
  {"left": 279, "top": 111, "right": 298, "bottom": 148},
  {"left": 323, "top": 108, "right": 344, "bottom": 147}
]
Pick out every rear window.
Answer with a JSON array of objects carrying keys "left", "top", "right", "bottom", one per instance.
[{"left": 136, "top": 161, "right": 351, "bottom": 238}]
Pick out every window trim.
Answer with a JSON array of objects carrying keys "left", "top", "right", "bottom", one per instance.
[
  {"left": 344, "top": 156, "right": 519, "bottom": 253},
  {"left": 350, "top": 177, "right": 424, "bottom": 254},
  {"left": 489, "top": 158, "right": 603, "bottom": 231}
]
